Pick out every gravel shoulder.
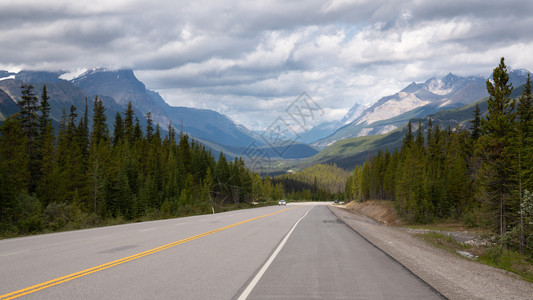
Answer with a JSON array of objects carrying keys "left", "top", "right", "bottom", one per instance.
[{"left": 329, "top": 205, "right": 533, "bottom": 300}]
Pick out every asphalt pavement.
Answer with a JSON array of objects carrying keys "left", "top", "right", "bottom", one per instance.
[
  {"left": 0, "top": 203, "right": 443, "bottom": 299},
  {"left": 244, "top": 205, "right": 444, "bottom": 299}
]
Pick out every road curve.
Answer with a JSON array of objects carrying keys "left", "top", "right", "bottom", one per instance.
[{"left": 0, "top": 204, "right": 442, "bottom": 299}]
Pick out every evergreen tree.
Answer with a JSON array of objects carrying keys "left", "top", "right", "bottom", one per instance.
[
  {"left": 133, "top": 117, "right": 143, "bottom": 142},
  {"left": 78, "top": 97, "right": 90, "bottom": 160},
  {"left": 123, "top": 102, "right": 135, "bottom": 143},
  {"left": 479, "top": 57, "right": 517, "bottom": 238},
  {"left": 113, "top": 112, "right": 124, "bottom": 146},
  {"left": 383, "top": 150, "right": 398, "bottom": 200},
  {"left": 516, "top": 73, "right": 532, "bottom": 252},
  {"left": 517, "top": 74, "right": 532, "bottom": 188},
  {"left": 145, "top": 112, "right": 154, "bottom": 142},
  {"left": 361, "top": 161, "right": 371, "bottom": 201},
  {"left": 0, "top": 117, "right": 30, "bottom": 223},
  {"left": 401, "top": 121, "right": 414, "bottom": 154},
  {"left": 167, "top": 123, "right": 176, "bottom": 145},
  {"left": 470, "top": 103, "right": 482, "bottom": 141},
  {"left": 38, "top": 85, "right": 51, "bottom": 138},
  {"left": 18, "top": 84, "right": 40, "bottom": 192},
  {"left": 36, "top": 93, "right": 56, "bottom": 207},
  {"left": 34, "top": 84, "right": 53, "bottom": 196},
  {"left": 90, "top": 96, "right": 109, "bottom": 146},
  {"left": 352, "top": 166, "right": 362, "bottom": 201}
]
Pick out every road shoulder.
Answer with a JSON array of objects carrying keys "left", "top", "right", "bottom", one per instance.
[{"left": 329, "top": 205, "right": 533, "bottom": 300}]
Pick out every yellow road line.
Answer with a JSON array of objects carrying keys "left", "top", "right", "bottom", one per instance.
[{"left": 0, "top": 207, "right": 296, "bottom": 300}]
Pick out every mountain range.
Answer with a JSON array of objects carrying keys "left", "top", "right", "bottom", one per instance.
[
  {"left": 1, "top": 66, "right": 530, "bottom": 166},
  {"left": 0, "top": 69, "right": 284, "bottom": 158},
  {"left": 311, "top": 69, "right": 531, "bottom": 149}
]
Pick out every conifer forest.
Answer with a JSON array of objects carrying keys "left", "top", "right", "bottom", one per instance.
[
  {"left": 0, "top": 87, "right": 281, "bottom": 236},
  {"left": 346, "top": 58, "right": 533, "bottom": 256}
]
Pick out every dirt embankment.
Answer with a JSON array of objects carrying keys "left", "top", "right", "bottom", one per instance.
[{"left": 343, "top": 200, "right": 403, "bottom": 226}]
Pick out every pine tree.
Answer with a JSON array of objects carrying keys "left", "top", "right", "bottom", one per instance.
[
  {"left": 480, "top": 57, "right": 517, "bottom": 238},
  {"left": 18, "top": 84, "right": 40, "bottom": 192},
  {"left": 34, "top": 84, "right": 53, "bottom": 197},
  {"left": 78, "top": 98, "right": 90, "bottom": 160},
  {"left": 133, "top": 117, "right": 143, "bottom": 142},
  {"left": 36, "top": 88, "right": 56, "bottom": 207},
  {"left": 445, "top": 130, "right": 470, "bottom": 217},
  {"left": 145, "top": 112, "right": 154, "bottom": 142},
  {"left": 471, "top": 103, "right": 482, "bottom": 141},
  {"left": 90, "top": 96, "right": 109, "bottom": 146},
  {"left": 401, "top": 121, "right": 414, "bottom": 154},
  {"left": 361, "top": 161, "right": 371, "bottom": 201},
  {"left": 517, "top": 74, "right": 532, "bottom": 189},
  {"left": 516, "top": 73, "right": 532, "bottom": 252},
  {"left": 351, "top": 166, "right": 362, "bottom": 201},
  {"left": 38, "top": 85, "right": 51, "bottom": 138},
  {"left": 113, "top": 112, "right": 124, "bottom": 146},
  {"left": 123, "top": 102, "right": 135, "bottom": 143},
  {"left": 383, "top": 150, "right": 398, "bottom": 200},
  {"left": 0, "top": 116, "right": 30, "bottom": 223}
]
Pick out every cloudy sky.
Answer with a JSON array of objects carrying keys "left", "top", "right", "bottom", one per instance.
[{"left": 1, "top": 0, "right": 532, "bottom": 131}]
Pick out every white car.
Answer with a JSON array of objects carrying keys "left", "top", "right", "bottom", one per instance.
[{"left": 278, "top": 200, "right": 286, "bottom": 206}]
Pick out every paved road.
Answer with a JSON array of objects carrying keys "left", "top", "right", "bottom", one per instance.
[
  {"left": 245, "top": 205, "right": 443, "bottom": 299},
  {"left": 0, "top": 204, "right": 442, "bottom": 299}
]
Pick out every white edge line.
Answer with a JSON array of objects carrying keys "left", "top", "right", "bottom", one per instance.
[
  {"left": 0, "top": 251, "right": 28, "bottom": 257},
  {"left": 237, "top": 206, "right": 314, "bottom": 300}
]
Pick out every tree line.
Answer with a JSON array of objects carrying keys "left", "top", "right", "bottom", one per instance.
[
  {"left": 0, "top": 85, "right": 280, "bottom": 236},
  {"left": 346, "top": 58, "right": 533, "bottom": 255},
  {"left": 273, "top": 164, "right": 348, "bottom": 201}
]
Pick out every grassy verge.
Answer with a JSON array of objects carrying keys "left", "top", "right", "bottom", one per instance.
[
  {"left": 415, "top": 231, "right": 533, "bottom": 283},
  {"left": 478, "top": 246, "right": 533, "bottom": 283},
  {"left": 404, "top": 223, "right": 471, "bottom": 232},
  {"left": 416, "top": 232, "right": 471, "bottom": 254}
]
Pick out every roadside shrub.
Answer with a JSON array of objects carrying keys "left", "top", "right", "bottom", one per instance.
[
  {"left": 15, "top": 193, "right": 43, "bottom": 234},
  {"left": 43, "top": 202, "right": 72, "bottom": 231}
]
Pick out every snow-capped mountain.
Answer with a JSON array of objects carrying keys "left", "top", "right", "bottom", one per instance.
[
  {"left": 0, "top": 69, "right": 264, "bottom": 149},
  {"left": 313, "top": 69, "right": 531, "bottom": 149}
]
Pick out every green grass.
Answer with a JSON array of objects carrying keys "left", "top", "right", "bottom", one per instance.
[
  {"left": 404, "top": 223, "right": 476, "bottom": 232},
  {"left": 478, "top": 247, "right": 533, "bottom": 283},
  {"left": 416, "top": 231, "right": 533, "bottom": 283},
  {"left": 416, "top": 232, "right": 470, "bottom": 255}
]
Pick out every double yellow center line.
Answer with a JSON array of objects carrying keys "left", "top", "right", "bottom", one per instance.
[{"left": 0, "top": 207, "right": 294, "bottom": 300}]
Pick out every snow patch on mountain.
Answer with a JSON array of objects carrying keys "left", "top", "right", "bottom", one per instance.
[
  {"left": 341, "top": 103, "right": 367, "bottom": 126},
  {"left": 425, "top": 78, "right": 454, "bottom": 95},
  {"left": 60, "top": 69, "right": 87, "bottom": 81},
  {"left": 357, "top": 92, "right": 430, "bottom": 125},
  {"left": 0, "top": 75, "right": 15, "bottom": 81}
]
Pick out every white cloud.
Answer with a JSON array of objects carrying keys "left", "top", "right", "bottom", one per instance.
[{"left": 1, "top": 0, "right": 533, "bottom": 131}]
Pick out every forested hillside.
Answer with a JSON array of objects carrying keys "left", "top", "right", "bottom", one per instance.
[
  {"left": 0, "top": 85, "right": 280, "bottom": 237},
  {"left": 346, "top": 58, "right": 533, "bottom": 256},
  {"left": 273, "top": 164, "right": 349, "bottom": 201}
]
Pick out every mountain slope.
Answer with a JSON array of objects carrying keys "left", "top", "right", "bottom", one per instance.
[
  {"left": 299, "top": 103, "right": 367, "bottom": 144},
  {"left": 0, "top": 69, "right": 318, "bottom": 160},
  {"left": 70, "top": 68, "right": 261, "bottom": 148},
  {"left": 313, "top": 69, "right": 530, "bottom": 149}
]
